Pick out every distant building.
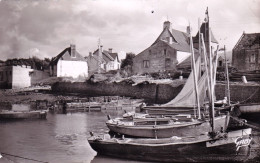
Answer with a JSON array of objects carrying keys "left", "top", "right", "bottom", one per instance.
[
  {"left": 0, "top": 65, "right": 49, "bottom": 89},
  {"left": 132, "top": 21, "right": 192, "bottom": 74},
  {"left": 87, "top": 47, "right": 121, "bottom": 75},
  {"left": 232, "top": 32, "right": 260, "bottom": 71},
  {"left": 0, "top": 65, "right": 33, "bottom": 89},
  {"left": 50, "top": 44, "right": 88, "bottom": 78}
]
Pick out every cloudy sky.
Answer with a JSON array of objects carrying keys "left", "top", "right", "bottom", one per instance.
[{"left": 0, "top": 0, "right": 259, "bottom": 61}]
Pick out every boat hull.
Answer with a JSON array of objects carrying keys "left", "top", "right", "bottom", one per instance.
[
  {"left": 106, "top": 115, "right": 227, "bottom": 138},
  {"left": 89, "top": 128, "right": 252, "bottom": 162},
  {"left": 239, "top": 103, "right": 260, "bottom": 114},
  {"left": 0, "top": 111, "right": 47, "bottom": 119}
]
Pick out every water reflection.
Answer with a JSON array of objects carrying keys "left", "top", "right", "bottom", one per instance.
[{"left": 0, "top": 107, "right": 138, "bottom": 163}]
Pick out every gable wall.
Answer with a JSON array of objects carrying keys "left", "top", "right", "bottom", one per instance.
[{"left": 133, "top": 41, "right": 177, "bottom": 74}]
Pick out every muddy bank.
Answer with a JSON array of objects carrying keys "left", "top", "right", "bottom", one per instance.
[{"left": 52, "top": 81, "right": 260, "bottom": 104}]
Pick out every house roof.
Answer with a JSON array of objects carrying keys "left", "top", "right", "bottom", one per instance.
[
  {"left": 233, "top": 32, "right": 260, "bottom": 50},
  {"left": 92, "top": 49, "right": 119, "bottom": 62},
  {"left": 51, "top": 46, "right": 86, "bottom": 65},
  {"left": 151, "top": 27, "right": 191, "bottom": 53},
  {"left": 193, "top": 22, "right": 218, "bottom": 44}
]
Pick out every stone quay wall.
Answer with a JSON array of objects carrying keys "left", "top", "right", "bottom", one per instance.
[{"left": 52, "top": 82, "right": 260, "bottom": 104}]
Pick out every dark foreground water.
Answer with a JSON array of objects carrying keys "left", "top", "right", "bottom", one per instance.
[{"left": 0, "top": 108, "right": 259, "bottom": 163}]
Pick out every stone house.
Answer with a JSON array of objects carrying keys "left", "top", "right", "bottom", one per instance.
[
  {"left": 132, "top": 21, "right": 192, "bottom": 74},
  {"left": 87, "top": 47, "right": 121, "bottom": 75},
  {"left": 232, "top": 32, "right": 260, "bottom": 71},
  {"left": 49, "top": 44, "right": 88, "bottom": 78}
]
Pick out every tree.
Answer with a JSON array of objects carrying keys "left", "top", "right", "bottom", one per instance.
[{"left": 121, "top": 52, "right": 135, "bottom": 69}]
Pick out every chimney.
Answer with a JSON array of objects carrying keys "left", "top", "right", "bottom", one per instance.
[
  {"left": 70, "top": 44, "right": 76, "bottom": 58},
  {"left": 163, "top": 21, "right": 172, "bottom": 31},
  {"left": 89, "top": 52, "right": 92, "bottom": 57},
  {"left": 108, "top": 48, "right": 113, "bottom": 53}
]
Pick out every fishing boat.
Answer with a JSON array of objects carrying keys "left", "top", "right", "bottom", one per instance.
[
  {"left": 88, "top": 128, "right": 252, "bottom": 162},
  {"left": 0, "top": 110, "right": 47, "bottom": 120},
  {"left": 232, "top": 103, "right": 260, "bottom": 117},
  {"left": 106, "top": 114, "right": 227, "bottom": 138}
]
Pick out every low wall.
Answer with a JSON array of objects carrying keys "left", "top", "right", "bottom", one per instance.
[{"left": 52, "top": 82, "right": 260, "bottom": 104}]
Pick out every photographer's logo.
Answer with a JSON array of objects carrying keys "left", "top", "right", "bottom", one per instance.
[{"left": 235, "top": 136, "right": 252, "bottom": 151}]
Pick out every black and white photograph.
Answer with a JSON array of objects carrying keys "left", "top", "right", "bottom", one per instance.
[{"left": 0, "top": 0, "right": 259, "bottom": 162}]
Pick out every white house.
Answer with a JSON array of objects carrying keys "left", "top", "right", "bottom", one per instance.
[
  {"left": 50, "top": 44, "right": 88, "bottom": 78},
  {"left": 0, "top": 65, "right": 32, "bottom": 89},
  {"left": 87, "top": 47, "right": 121, "bottom": 75}
]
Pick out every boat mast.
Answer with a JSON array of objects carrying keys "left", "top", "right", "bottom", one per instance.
[
  {"left": 201, "top": 34, "right": 212, "bottom": 106},
  {"left": 189, "top": 25, "right": 201, "bottom": 119},
  {"left": 206, "top": 7, "right": 215, "bottom": 132},
  {"left": 224, "top": 45, "right": 231, "bottom": 105}
]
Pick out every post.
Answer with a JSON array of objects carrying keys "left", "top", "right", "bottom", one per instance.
[{"left": 224, "top": 45, "right": 231, "bottom": 105}]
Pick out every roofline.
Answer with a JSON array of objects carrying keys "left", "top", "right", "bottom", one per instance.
[
  {"left": 233, "top": 32, "right": 245, "bottom": 50},
  {"left": 151, "top": 27, "right": 178, "bottom": 46}
]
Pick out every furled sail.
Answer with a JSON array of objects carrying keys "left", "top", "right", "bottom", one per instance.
[{"left": 162, "top": 56, "right": 207, "bottom": 107}]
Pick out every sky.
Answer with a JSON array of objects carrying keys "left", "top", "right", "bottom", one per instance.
[{"left": 0, "top": 0, "right": 259, "bottom": 61}]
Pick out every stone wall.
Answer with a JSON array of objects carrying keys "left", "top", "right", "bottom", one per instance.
[
  {"left": 132, "top": 41, "right": 177, "bottom": 75},
  {"left": 52, "top": 82, "right": 260, "bottom": 104}
]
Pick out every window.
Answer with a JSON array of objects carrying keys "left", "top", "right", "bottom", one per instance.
[
  {"left": 249, "top": 53, "right": 255, "bottom": 63},
  {"left": 164, "top": 49, "right": 167, "bottom": 55},
  {"left": 143, "top": 60, "right": 150, "bottom": 68},
  {"left": 165, "top": 58, "right": 171, "bottom": 67},
  {"left": 218, "top": 60, "right": 223, "bottom": 67},
  {"left": 149, "top": 50, "right": 152, "bottom": 55},
  {"left": 0, "top": 72, "right": 2, "bottom": 81}
]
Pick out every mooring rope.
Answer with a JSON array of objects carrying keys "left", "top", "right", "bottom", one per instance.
[
  {"left": 1, "top": 152, "right": 48, "bottom": 163},
  {"left": 240, "top": 87, "right": 259, "bottom": 104}
]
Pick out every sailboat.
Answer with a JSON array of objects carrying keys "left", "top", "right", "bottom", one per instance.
[
  {"left": 106, "top": 17, "right": 228, "bottom": 138},
  {"left": 88, "top": 127, "right": 252, "bottom": 162}
]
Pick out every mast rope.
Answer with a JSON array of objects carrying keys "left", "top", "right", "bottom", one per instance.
[
  {"left": 0, "top": 152, "right": 48, "bottom": 163},
  {"left": 239, "top": 87, "right": 259, "bottom": 104}
]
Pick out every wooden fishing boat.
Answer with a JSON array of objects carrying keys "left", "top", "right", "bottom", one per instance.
[
  {"left": 88, "top": 128, "right": 252, "bottom": 162},
  {"left": 232, "top": 103, "right": 260, "bottom": 118},
  {"left": 106, "top": 115, "right": 227, "bottom": 138},
  {"left": 238, "top": 103, "right": 260, "bottom": 114},
  {"left": 0, "top": 110, "right": 47, "bottom": 119}
]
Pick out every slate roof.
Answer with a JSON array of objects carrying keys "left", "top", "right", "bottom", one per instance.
[
  {"left": 50, "top": 46, "right": 86, "bottom": 65},
  {"left": 152, "top": 27, "right": 190, "bottom": 53},
  {"left": 193, "top": 22, "right": 218, "bottom": 44},
  {"left": 233, "top": 33, "right": 260, "bottom": 50}
]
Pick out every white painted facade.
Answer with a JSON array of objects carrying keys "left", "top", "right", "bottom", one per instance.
[
  {"left": 106, "top": 60, "right": 120, "bottom": 72},
  {"left": 57, "top": 60, "right": 88, "bottom": 78},
  {"left": 0, "top": 65, "right": 33, "bottom": 89}
]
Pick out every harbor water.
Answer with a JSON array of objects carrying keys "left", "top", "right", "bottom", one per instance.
[{"left": 0, "top": 106, "right": 259, "bottom": 163}]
